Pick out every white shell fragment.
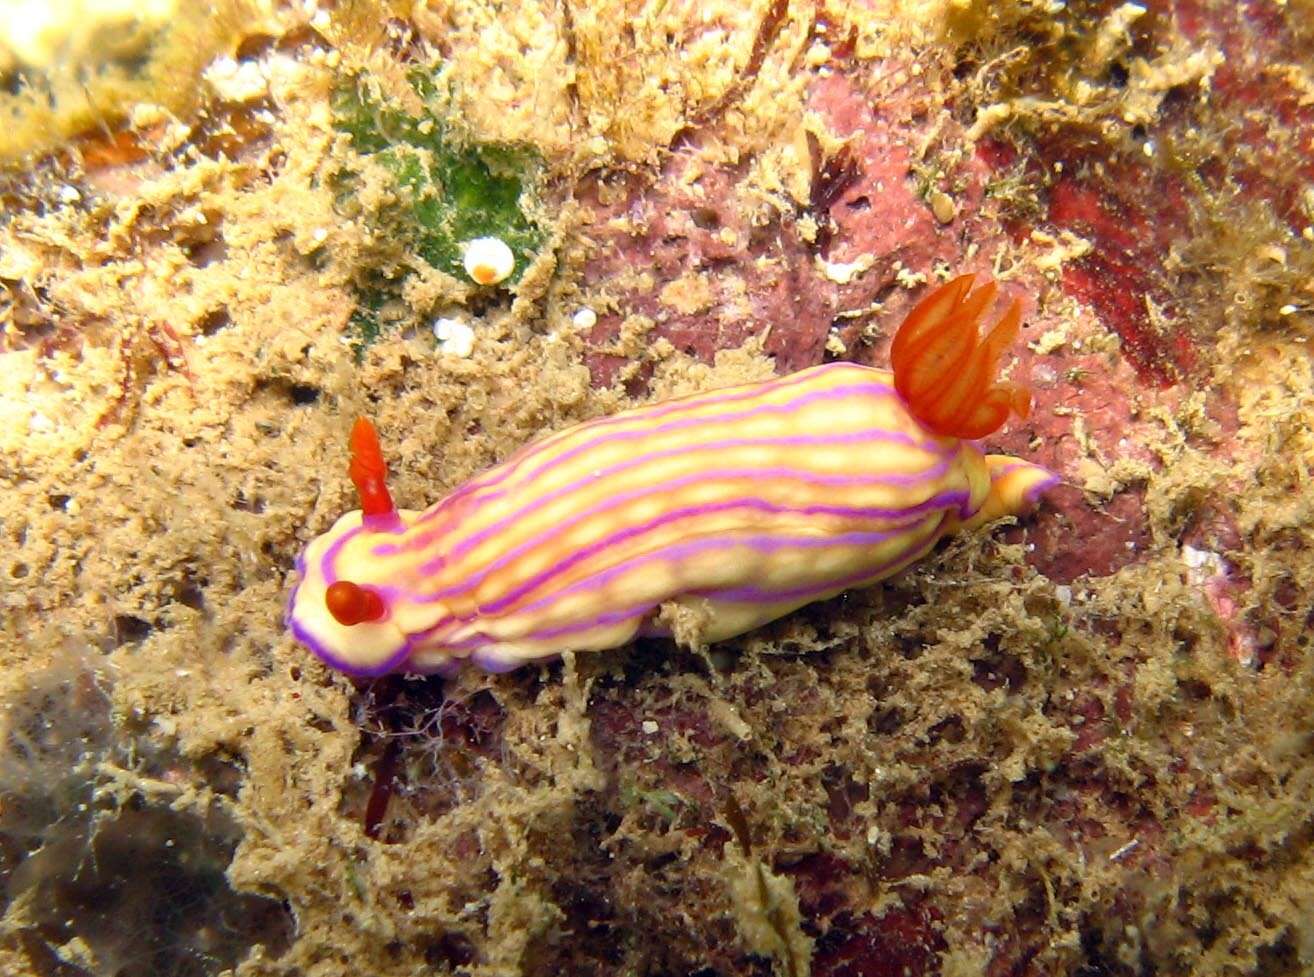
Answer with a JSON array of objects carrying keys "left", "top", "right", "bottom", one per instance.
[
  {"left": 571, "top": 307, "right": 598, "bottom": 330},
  {"left": 462, "top": 237, "right": 515, "bottom": 286},
  {"left": 817, "top": 252, "right": 874, "bottom": 284},
  {"left": 203, "top": 56, "right": 268, "bottom": 102},
  {"left": 432, "top": 317, "right": 475, "bottom": 358}
]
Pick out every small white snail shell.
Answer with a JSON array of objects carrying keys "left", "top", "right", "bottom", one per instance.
[{"left": 462, "top": 237, "right": 515, "bottom": 286}]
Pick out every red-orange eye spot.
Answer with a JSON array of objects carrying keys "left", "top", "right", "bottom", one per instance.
[{"left": 325, "top": 580, "right": 386, "bottom": 626}]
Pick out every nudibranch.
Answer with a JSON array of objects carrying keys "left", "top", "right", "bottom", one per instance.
[{"left": 288, "top": 275, "right": 1057, "bottom": 677}]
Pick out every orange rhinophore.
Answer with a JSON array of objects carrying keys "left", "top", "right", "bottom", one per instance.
[
  {"left": 348, "top": 417, "right": 396, "bottom": 517},
  {"left": 890, "top": 274, "right": 1032, "bottom": 440}
]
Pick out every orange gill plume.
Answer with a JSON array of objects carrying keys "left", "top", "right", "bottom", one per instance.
[{"left": 890, "top": 274, "right": 1033, "bottom": 440}]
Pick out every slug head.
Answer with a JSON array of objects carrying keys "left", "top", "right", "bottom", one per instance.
[{"left": 287, "top": 418, "right": 418, "bottom": 676}]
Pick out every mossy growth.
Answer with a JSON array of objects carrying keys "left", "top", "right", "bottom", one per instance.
[
  {"left": 982, "top": 157, "right": 1046, "bottom": 225},
  {"left": 331, "top": 67, "right": 549, "bottom": 353},
  {"left": 345, "top": 276, "right": 395, "bottom": 354}
]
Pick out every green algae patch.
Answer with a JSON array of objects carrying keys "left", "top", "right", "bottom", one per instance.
[{"left": 331, "top": 67, "right": 549, "bottom": 352}]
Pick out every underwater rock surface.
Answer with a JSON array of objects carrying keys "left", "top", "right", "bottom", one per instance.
[{"left": 1, "top": 1, "right": 1311, "bottom": 975}]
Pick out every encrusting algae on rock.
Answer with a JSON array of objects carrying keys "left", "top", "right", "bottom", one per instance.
[{"left": 2, "top": 1, "right": 1314, "bottom": 976}]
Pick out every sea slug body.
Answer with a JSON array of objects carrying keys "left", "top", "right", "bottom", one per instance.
[{"left": 288, "top": 275, "right": 1057, "bottom": 677}]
